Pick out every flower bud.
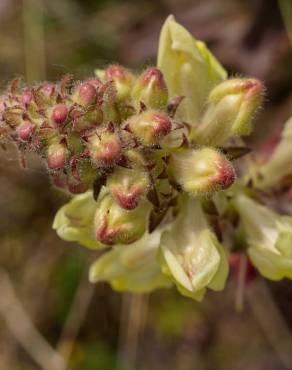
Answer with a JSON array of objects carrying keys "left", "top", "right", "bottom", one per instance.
[
  {"left": 72, "top": 107, "right": 103, "bottom": 132},
  {"left": 88, "top": 78, "right": 102, "bottom": 89},
  {"left": 3, "top": 107, "right": 23, "bottom": 127},
  {"left": 169, "top": 148, "right": 235, "bottom": 196},
  {"left": 72, "top": 82, "right": 97, "bottom": 106},
  {"left": 34, "top": 84, "right": 56, "bottom": 107},
  {"left": 107, "top": 167, "right": 150, "bottom": 209},
  {"left": 132, "top": 67, "right": 168, "bottom": 109},
  {"left": 193, "top": 78, "right": 263, "bottom": 145},
  {"left": 87, "top": 129, "right": 122, "bottom": 166},
  {"left": 47, "top": 142, "right": 68, "bottom": 169},
  {"left": 51, "top": 104, "right": 68, "bottom": 126},
  {"left": 105, "top": 64, "right": 134, "bottom": 101},
  {"left": 126, "top": 110, "right": 171, "bottom": 145},
  {"left": 18, "top": 120, "right": 34, "bottom": 141},
  {"left": 94, "top": 194, "right": 149, "bottom": 245},
  {"left": 21, "top": 89, "right": 33, "bottom": 107}
]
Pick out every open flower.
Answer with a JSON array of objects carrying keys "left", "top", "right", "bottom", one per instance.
[
  {"left": 53, "top": 191, "right": 104, "bottom": 249},
  {"left": 89, "top": 229, "right": 172, "bottom": 293},
  {"left": 158, "top": 196, "right": 229, "bottom": 300},
  {"left": 157, "top": 15, "right": 226, "bottom": 125},
  {"left": 233, "top": 194, "right": 292, "bottom": 280},
  {"left": 258, "top": 116, "right": 292, "bottom": 189}
]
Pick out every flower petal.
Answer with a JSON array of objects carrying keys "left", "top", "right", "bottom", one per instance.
[
  {"left": 158, "top": 196, "right": 228, "bottom": 300},
  {"left": 157, "top": 15, "right": 226, "bottom": 125},
  {"left": 89, "top": 230, "right": 172, "bottom": 293},
  {"left": 53, "top": 191, "right": 104, "bottom": 249}
]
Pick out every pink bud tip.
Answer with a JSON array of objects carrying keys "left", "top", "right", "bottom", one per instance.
[
  {"left": 41, "top": 84, "right": 55, "bottom": 97},
  {"left": 18, "top": 121, "right": 34, "bottom": 141},
  {"left": 141, "top": 68, "right": 165, "bottom": 87},
  {"left": 216, "top": 160, "right": 236, "bottom": 189},
  {"left": 97, "top": 140, "right": 122, "bottom": 164},
  {"left": 21, "top": 89, "right": 33, "bottom": 107},
  {"left": 152, "top": 113, "right": 172, "bottom": 137},
  {"left": 114, "top": 190, "right": 143, "bottom": 210},
  {"left": 88, "top": 78, "right": 102, "bottom": 89},
  {"left": 48, "top": 147, "right": 66, "bottom": 169},
  {"left": 95, "top": 218, "right": 119, "bottom": 245},
  {"left": 52, "top": 104, "right": 68, "bottom": 125},
  {"left": 106, "top": 64, "right": 128, "bottom": 79},
  {"left": 78, "top": 83, "right": 97, "bottom": 106},
  {"left": 240, "top": 79, "right": 263, "bottom": 102}
]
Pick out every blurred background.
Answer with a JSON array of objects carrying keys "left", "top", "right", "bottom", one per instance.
[{"left": 0, "top": 0, "right": 292, "bottom": 369}]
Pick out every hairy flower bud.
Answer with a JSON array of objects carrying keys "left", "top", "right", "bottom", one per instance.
[
  {"left": 47, "top": 142, "right": 68, "bottom": 169},
  {"left": 18, "top": 120, "right": 34, "bottom": 141},
  {"left": 3, "top": 107, "right": 23, "bottom": 127},
  {"left": 107, "top": 167, "right": 150, "bottom": 209},
  {"left": 126, "top": 110, "right": 171, "bottom": 145},
  {"left": 169, "top": 148, "right": 235, "bottom": 195},
  {"left": 87, "top": 129, "right": 122, "bottom": 166},
  {"left": 94, "top": 194, "right": 149, "bottom": 245},
  {"left": 21, "top": 89, "right": 33, "bottom": 107},
  {"left": 105, "top": 64, "right": 134, "bottom": 101},
  {"left": 51, "top": 104, "right": 68, "bottom": 126},
  {"left": 132, "top": 67, "right": 168, "bottom": 109},
  {"left": 73, "top": 82, "right": 97, "bottom": 106},
  {"left": 193, "top": 78, "right": 263, "bottom": 145}
]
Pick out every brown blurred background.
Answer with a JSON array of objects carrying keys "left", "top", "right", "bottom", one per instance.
[{"left": 0, "top": 0, "right": 292, "bottom": 369}]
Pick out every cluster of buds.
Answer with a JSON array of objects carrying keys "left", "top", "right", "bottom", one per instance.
[
  {"left": 0, "top": 64, "right": 263, "bottom": 247},
  {"left": 4, "top": 15, "right": 281, "bottom": 302}
]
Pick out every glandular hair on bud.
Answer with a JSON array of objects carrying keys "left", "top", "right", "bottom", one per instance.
[
  {"left": 51, "top": 104, "right": 68, "bottom": 126},
  {"left": 107, "top": 167, "right": 150, "bottom": 209},
  {"left": 132, "top": 67, "right": 168, "bottom": 109},
  {"left": 47, "top": 142, "right": 68, "bottom": 170},
  {"left": 193, "top": 78, "right": 263, "bottom": 146},
  {"left": 169, "top": 147, "right": 235, "bottom": 196},
  {"left": 94, "top": 194, "right": 148, "bottom": 245},
  {"left": 126, "top": 110, "right": 171, "bottom": 145}
]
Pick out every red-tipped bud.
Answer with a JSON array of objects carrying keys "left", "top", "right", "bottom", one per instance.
[
  {"left": 40, "top": 83, "right": 55, "bottom": 98},
  {"left": 94, "top": 194, "right": 148, "bottom": 245},
  {"left": 132, "top": 67, "right": 168, "bottom": 109},
  {"left": 87, "top": 129, "right": 122, "bottom": 166},
  {"left": 21, "top": 89, "right": 33, "bottom": 107},
  {"left": 105, "top": 64, "right": 134, "bottom": 101},
  {"left": 194, "top": 78, "right": 264, "bottom": 145},
  {"left": 73, "top": 83, "right": 97, "bottom": 106},
  {"left": 88, "top": 78, "right": 102, "bottom": 89},
  {"left": 169, "top": 148, "right": 235, "bottom": 196},
  {"left": 47, "top": 143, "right": 68, "bottom": 169},
  {"left": 18, "top": 120, "right": 34, "bottom": 141},
  {"left": 3, "top": 107, "right": 23, "bottom": 127},
  {"left": 107, "top": 167, "right": 150, "bottom": 209},
  {"left": 52, "top": 104, "right": 68, "bottom": 125},
  {"left": 126, "top": 110, "right": 171, "bottom": 145}
]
